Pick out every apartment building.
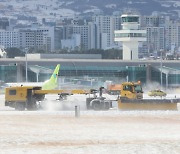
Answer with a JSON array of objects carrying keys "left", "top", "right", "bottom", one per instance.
[
  {"left": 19, "top": 25, "right": 54, "bottom": 52},
  {"left": 165, "top": 21, "right": 180, "bottom": 52},
  {"left": 72, "top": 24, "right": 89, "bottom": 50},
  {"left": 146, "top": 27, "right": 165, "bottom": 53},
  {"left": 92, "top": 15, "right": 121, "bottom": 49},
  {"left": 0, "top": 30, "right": 19, "bottom": 48},
  {"left": 141, "top": 14, "right": 166, "bottom": 27},
  {"left": 54, "top": 26, "right": 73, "bottom": 50}
]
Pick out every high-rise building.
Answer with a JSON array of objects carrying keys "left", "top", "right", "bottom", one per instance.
[
  {"left": 92, "top": 15, "right": 121, "bottom": 49},
  {"left": 54, "top": 16, "right": 121, "bottom": 51},
  {"left": 141, "top": 14, "right": 179, "bottom": 54},
  {"left": 165, "top": 21, "right": 180, "bottom": 53},
  {"left": 0, "top": 30, "right": 19, "bottom": 48},
  {"left": 19, "top": 25, "right": 54, "bottom": 52},
  {"left": 54, "top": 26, "right": 72, "bottom": 50},
  {"left": 146, "top": 27, "right": 165, "bottom": 53},
  {"left": 141, "top": 14, "right": 166, "bottom": 27},
  {"left": 88, "top": 22, "right": 97, "bottom": 49},
  {"left": 72, "top": 24, "right": 89, "bottom": 50}
]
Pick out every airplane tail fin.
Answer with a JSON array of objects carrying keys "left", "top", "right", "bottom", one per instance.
[
  {"left": 49, "top": 64, "right": 60, "bottom": 83},
  {"left": 42, "top": 64, "right": 60, "bottom": 90}
]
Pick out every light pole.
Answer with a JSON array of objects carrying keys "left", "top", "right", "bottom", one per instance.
[
  {"left": 71, "top": 62, "right": 77, "bottom": 76},
  {"left": 25, "top": 48, "right": 28, "bottom": 82},
  {"left": 126, "top": 66, "right": 129, "bottom": 82},
  {"left": 160, "top": 50, "right": 163, "bottom": 90}
]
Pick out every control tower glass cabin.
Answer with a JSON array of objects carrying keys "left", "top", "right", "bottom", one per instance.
[{"left": 114, "top": 14, "right": 146, "bottom": 60}]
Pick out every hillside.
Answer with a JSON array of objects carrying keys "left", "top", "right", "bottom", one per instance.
[{"left": 0, "top": 0, "right": 179, "bottom": 20}]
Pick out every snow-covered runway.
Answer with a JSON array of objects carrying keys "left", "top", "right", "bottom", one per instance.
[
  {"left": 0, "top": 94, "right": 180, "bottom": 153},
  {"left": 0, "top": 110, "right": 180, "bottom": 154}
]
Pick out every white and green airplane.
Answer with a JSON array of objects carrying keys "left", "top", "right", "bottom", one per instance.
[{"left": 2, "top": 64, "right": 61, "bottom": 91}]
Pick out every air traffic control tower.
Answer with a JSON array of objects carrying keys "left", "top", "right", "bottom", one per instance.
[{"left": 114, "top": 14, "right": 146, "bottom": 60}]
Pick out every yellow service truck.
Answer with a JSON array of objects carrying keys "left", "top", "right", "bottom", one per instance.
[
  {"left": 118, "top": 82, "right": 180, "bottom": 110},
  {"left": 5, "top": 86, "right": 89, "bottom": 111},
  {"left": 5, "top": 86, "right": 48, "bottom": 110}
]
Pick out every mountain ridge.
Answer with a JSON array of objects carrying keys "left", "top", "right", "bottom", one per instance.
[
  {"left": 61, "top": 0, "right": 179, "bottom": 16},
  {"left": 0, "top": 0, "right": 179, "bottom": 20}
]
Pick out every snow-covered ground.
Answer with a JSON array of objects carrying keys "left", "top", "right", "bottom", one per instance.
[{"left": 0, "top": 94, "right": 180, "bottom": 153}]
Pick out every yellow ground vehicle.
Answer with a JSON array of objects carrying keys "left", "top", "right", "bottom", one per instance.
[
  {"left": 106, "top": 84, "right": 121, "bottom": 95},
  {"left": 118, "top": 82, "right": 179, "bottom": 110},
  {"left": 148, "top": 90, "right": 167, "bottom": 97},
  {"left": 5, "top": 85, "right": 112, "bottom": 111},
  {"left": 120, "top": 82, "right": 143, "bottom": 99},
  {"left": 5, "top": 86, "right": 89, "bottom": 111}
]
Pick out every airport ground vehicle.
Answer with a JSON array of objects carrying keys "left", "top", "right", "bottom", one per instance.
[
  {"left": 5, "top": 86, "right": 89, "bottom": 111},
  {"left": 5, "top": 85, "right": 112, "bottom": 111},
  {"left": 86, "top": 87, "right": 112, "bottom": 110},
  {"left": 5, "top": 82, "right": 180, "bottom": 111},
  {"left": 118, "top": 82, "right": 180, "bottom": 110},
  {"left": 106, "top": 84, "right": 121, "bottom": 95},
  {"left": 148, "top": 90, "right": 167, "bottom": 97}
]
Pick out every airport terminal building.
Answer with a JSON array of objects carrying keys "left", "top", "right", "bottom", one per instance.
[{"left": 0, "top": 56, "right": 180, "bottom": 89}]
